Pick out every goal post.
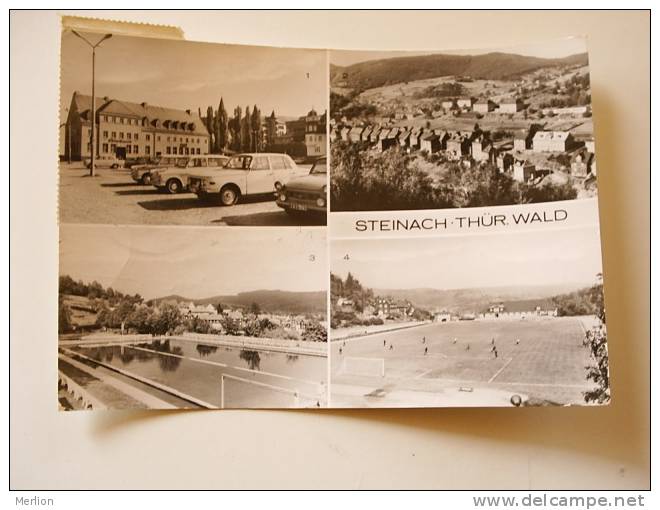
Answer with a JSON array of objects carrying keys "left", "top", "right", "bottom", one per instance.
[
  {"left": 340, "top": 356, "right": 385, "bottom": 377},
  {"left": 219, "top": 373, "right": 324, "bottom": 409}
]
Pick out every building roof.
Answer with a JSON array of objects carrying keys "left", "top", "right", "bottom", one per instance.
[
  {"left": 71, "top": 91, "right": 209, "bottom": 137},
  {"left": 533, "top": 130, "right": 571, "bottom": 142}
]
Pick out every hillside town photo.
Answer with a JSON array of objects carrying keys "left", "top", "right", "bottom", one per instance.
[
  {"left": 58, "top": 226, "right": 328, "bottom": 410},
  {"left": 329, "top": 38, "right": 598, "bottom": 212},
  {"left": 329, "top": 226, "right": 608, "bottom": 408},
  {"left": 59, "top": 31, "right": 328, "bottom": 226}
]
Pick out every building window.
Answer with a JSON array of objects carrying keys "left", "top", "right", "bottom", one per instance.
[
  {"left": 119, "top": 132, "right": 124, "bottom": 139},
  {"left": 166, "top": 147, "right": 171, "bottom": 155},
  {"left": 167, "top": 136, "right": 170, "bottom": 142},
  {"left": 111, "top": 131, "right": 116, "bottom": 139},
  {"left": 120, "top": 117, "right": 124, "bottom": 124},
  {"left": 196, "top": 148, "right": 200, "bottom": 154},
  {"left": 111, "top": 143, "right": 116, "bottom": 152},
  {"left": 145, "top": 146, "right": 150, "bottom": 155},
  {"left": 157, "top": 136, "right": 160, "bottom": 141},
  {"left": 103, "top": 131, "right": 108, "bottom": 139},
  {"left": 127, "top": 133, "right": 131, "bottom": 140},
  {"left": 102, "top": 143, "right": 108, "bottom": 153},
  {"left": 134, "top": 133, "right": 139, "bottom": 140},
  {"left": 127, "top": 145, "right": 132, "bottom": 154},
  {"left": 133, "top": 145, "right": 138, "bottom": 153},
  {"left": 146, "top": 134, "right": 151, "bottom": 141}
]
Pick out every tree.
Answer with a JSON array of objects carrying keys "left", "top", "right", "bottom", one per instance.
[
  {"left": 206, "top": 106, "right": 215, "bottom": 151},
  {"left": 250, "top": 105, "right": 262, "bottom": 152},
  {"left": 216, "top": 98, "right": 228, "bottom": 153},
  {"left": 241, "top": 105, "right": 252, "bottom": 152},
  {"left": 58, "top": 299, "right": 73, "bottom": 334},
  {"left": 249, "top": 302, "right": 261, "bottom": 316},
  {"left": 301, "top": 321, "right": 327, "bottom": 342},
  {"left": 229, "top": 106, "right": 242, "bottom": 151},
  {"left": 216, "top": 302, "right": 224, "bottom": 314},
  {"left": 583, "top": 275, "right": 609, "bottom": 404}
]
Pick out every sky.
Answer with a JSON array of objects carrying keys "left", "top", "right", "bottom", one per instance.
[
  {"left": 330, "top": 37, "right": 588, "bottom": 66},
  {"left": 60, "top": 225, "right": 327, "bottom": 299},
  {"left": 60, "top": 30, "right": 327, "bottom": 121},
  {"left": 331, "top": 225, "right": 602, "bottom": 291}
]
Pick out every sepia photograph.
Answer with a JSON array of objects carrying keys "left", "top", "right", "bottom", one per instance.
[
  {"left": 329, "top": 38, "right": 597, "bottom": 212},
  {"left": 58, "top": 226, "right": 328, "bottom": 410},
  {"left": 330, "top": 226, "right": 607, "bottom": 408},
  {"left": 59, "top": 31, "right": 328, "bottom": 226}
]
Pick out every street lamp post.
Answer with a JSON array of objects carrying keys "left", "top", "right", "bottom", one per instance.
[{"left": 72, "top": 31, "right": 112, "bottom": 177}]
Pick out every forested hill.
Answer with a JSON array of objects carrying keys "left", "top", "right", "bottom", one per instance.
[{"left": 330, "top": 52, "right": 588, "bottom": 91}]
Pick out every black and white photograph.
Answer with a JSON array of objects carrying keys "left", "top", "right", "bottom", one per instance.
[
  {"left": 329, "top": 38, "right": 597, "bottom": 212},
  {"left": 330, "top": 226, "right": 607, "bottom": 408},
  {"left": 59, "top": 31, "right": 328, "bottom": 226},
  {"left": 58, "top": 225, "right": 328, "bottom": 410}
]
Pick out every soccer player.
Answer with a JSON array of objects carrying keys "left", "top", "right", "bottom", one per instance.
[
  {"left": 389, "top": 344, "right": 394, "bottom": 351},
  {"left": 424, "top": 347, "right": 428, "bottom": 355},
  {"left": 465, "top": 344, "right": 470, "bottom": 351},
  {"left": 515, "top": 338, "right": 520, "bottom": 345},
  {"left": 422, "top": 336, "right": 426, "bottom": 344},
  {"left": 452, "top": 337, "right": 457, "bottom": 344}
]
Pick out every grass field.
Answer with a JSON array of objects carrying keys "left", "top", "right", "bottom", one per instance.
[{"left": 330, "top": 317, "right": 597, "bottom": 408}]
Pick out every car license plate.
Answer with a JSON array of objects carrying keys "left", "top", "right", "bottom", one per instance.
[{"left": 290, "top": 203, "right": 307, "bottom": 211}]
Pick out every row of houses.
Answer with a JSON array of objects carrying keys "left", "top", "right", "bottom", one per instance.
[
  {"left": 335, "top": 296, "right": 415, "bottom": 319},
  {"left": 332, "top": 122, "right": 597, "bottom": 182},
  {"left": 177, "top": 301, "right": 316, "bottom": 333}
]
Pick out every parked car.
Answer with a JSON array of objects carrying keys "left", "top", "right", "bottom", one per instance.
[
  {"left": 131, "top": 156, "right": 182, "bottom": 185},
  {"left": 151, "top": 155, "right": 229, "bottom": 194},
  {"left": 276, "top": 157, "right": 327, "bottom": 215},
  {"left": 188, "top": 153, "right": 304, "bottom": 206},
  {"left": 84, "top": 154, "right": 121, "bottom": 169},
  {"left": 123, "top": 157, "right": 153, "bottom": 169}
]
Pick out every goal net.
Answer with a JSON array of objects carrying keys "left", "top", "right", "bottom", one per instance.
[
  {"left": 219, "top": 373, "right": 325, "bottom": 409},
  {"left": 340, "top": 356, "right": 385, "bottom": 377}
]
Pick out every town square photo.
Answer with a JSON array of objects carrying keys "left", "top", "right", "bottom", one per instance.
[
  {"left": 58, "top": 226, "right": 328, "bottom": 410},
  {"left": 59, "top": 31, "right": 329, "bottom": 226},
  {"left": 329, "top": 38, "right": 597, "bottom": 212},
  {"left": 329, "top": 226, "right": 608, "bottom": 408}
]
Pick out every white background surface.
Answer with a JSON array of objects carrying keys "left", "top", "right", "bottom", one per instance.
[{"left": 10, "top": 10, "right": 650, "bottom": 489}]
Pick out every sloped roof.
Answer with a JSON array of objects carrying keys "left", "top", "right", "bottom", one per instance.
[
  {"left": 533, "top": 130, "right": 570, "bottom": 142},
  {"left": 71, "top": 91, "right": 209, "bottom": 136}
]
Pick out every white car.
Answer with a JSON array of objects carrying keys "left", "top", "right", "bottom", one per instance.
[
  {"left": 130, "top": 156, "right": 182, "bottom": 185},
  {"left": 188, "top": 153, "right": 305, "bottom": 206},
  {"left": 150, "top": 155, "right": 229, "bottom": 194}
]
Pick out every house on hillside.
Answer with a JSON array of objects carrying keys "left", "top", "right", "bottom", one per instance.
[
  {"left": 336, "top": 297, "right": 355, "bottom": 313},
  {"left": 441, "top": 99, "right": 456, "bottom": 111},
  {"left": 340, "top": 126, "right": 352, "bottom": 142},
  {"left": 361, "top": 125, "right": 374, "bottom": 143},
  {"left": 473, "top": 99, "right": 497, "bottom": 114},
  {"left": 348, "top": 125, "right": 364, "bottom": 143},
  {"left": 512, "top": 158, "right": 536, "bottom": 182},
  {"left": 420, "top": 133, "right": 441, "bottom": 154},
  {"left": 398, "top": 128, "right": 413, "bottom": 149},
  {"left": 446, "top": 131, "right": 472, "bottom": 161},
  {"left": 570, "top": 148, "right": 595, "bottom": 178},
  {"left": 532, "top": 131, "right": 575, "bottom": 152},
  {"left": 471, "top": 135, "right": 496, "bottom": 163},
  {"left": 457, "top": 97, "right": 475, "bottom": 110},
  {"left": 496, "top": 152, "right": 515, "bottom": 173},
  {"left": 513, "top": 124, "right": 543, "bottom": 151},
  {"left": 499, "top": 97, "right": 524, "bottom": 113},
  {"left": 408, "top": 128, "right": 425, "bottom": 151}
]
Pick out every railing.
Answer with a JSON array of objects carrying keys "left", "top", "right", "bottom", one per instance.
[{"left": 58, "top": 370, "right": 107, "bottom": 410}]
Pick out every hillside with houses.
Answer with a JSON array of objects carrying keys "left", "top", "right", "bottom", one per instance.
[{"left": 330, "top": 51, "right": 597, "bottom": 211}]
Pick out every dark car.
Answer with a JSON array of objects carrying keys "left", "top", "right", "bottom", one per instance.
[{"left": 275, "top": 156, "right": 327, "bottom": 215}]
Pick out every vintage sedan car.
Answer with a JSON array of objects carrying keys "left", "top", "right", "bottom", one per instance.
[
  {"left": 83, "top": 154, "right": 121, "bottom": 169},
  {"left": 151, "top": 155, "right": 229, "bottom": 194},
  {"left": 188, "top": 153, "right": 304, "bottom": 206},
  {"left": 276, "top": 157, "right": 327, "bottom": 215},
  {"left": 131, "top": 156, "right": 182, "bottom": 185}
]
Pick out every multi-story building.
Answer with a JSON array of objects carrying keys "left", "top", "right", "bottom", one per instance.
[
  {"left": 304, "top": 109, "right": 327, "bottom": 158},
  {"left": 64, "top": 91, "right": 210, "bottom": 161}
]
